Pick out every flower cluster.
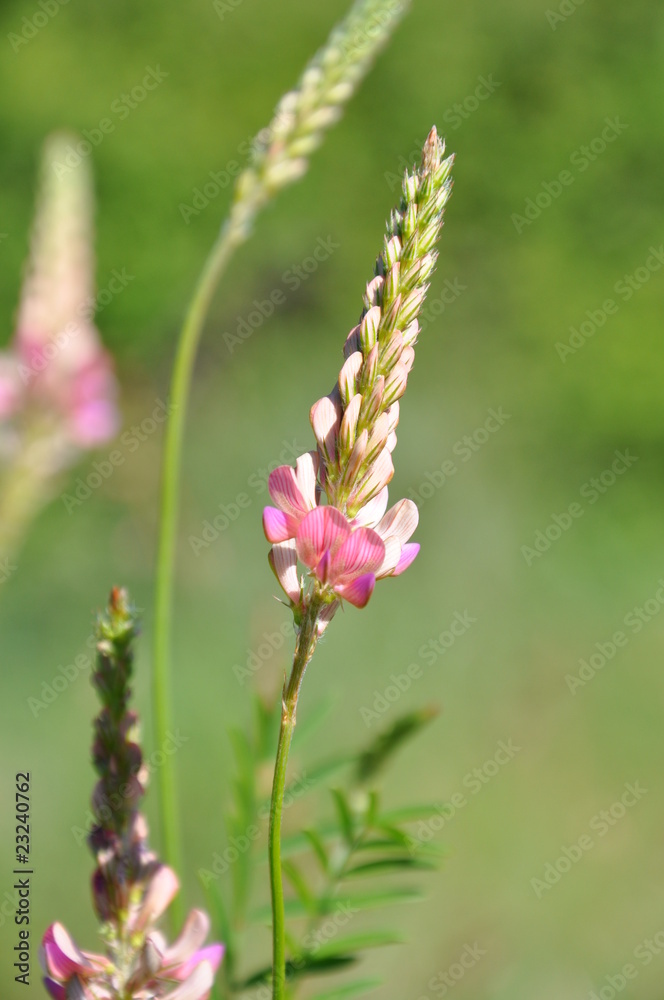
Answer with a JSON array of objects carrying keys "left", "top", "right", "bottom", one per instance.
[
  {"left": 263, "top": 127, "right": 453, "bottom": 625},
  {"left": 0, "top": 132, "right": 117, "bottom": 465},
  {"left": 41, "top": 589, "right": 222, "bottom": 1000}
]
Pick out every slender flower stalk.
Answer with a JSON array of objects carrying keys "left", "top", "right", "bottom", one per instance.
[
  {"left": 0, "top": 133, "right": 118, "bottom": 565},
  {"left": 265, "top": 127, "right": 454, "bottom": 999},
  {"left": 152, "top": 0, "right": 411, "bottom": 896},
  {"left": 41, "top": 588, "right": 223, "bottom": 1000}
]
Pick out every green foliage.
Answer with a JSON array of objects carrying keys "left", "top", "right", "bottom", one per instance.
[{"left": 205, "top": 696, "right": 444, "bottom": 997}]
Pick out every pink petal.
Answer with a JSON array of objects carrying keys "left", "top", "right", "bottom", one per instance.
[
  {"left": 172, "top": 944, "right": 225, "bottom": 982},
  {"left": 294, "top": 451, "right": 319, "bottom": 509},
  {"left": 296, "top": 507, "right": 350, "bottom": 569},
  {"left": 352, "top": 487, "right": 389, "bottom": 528},
  {"left": 267, "top": 465, "right": 308, "bottom": 518},
  {"left": 263, "top": 506, "right": 298, "bottom": 544},
  {"left": 335, "top": 573, "right": 376, "bottom": 608},
  {"left": 162, "top": 960, "right": 215, "bottom": 1000},
  {"left": 42, "top": 924, "right": 98, "bottom": 980},
  {"left": 164, "top": 910, "right": 210, "bottom": 969},
  {"left": 42, "top": 979, "right": 66, "bottom": 1000},
  {"left": 134, "top": 865, "right": 179, "bottom": 931},
  {"left": 268, "top": 540, "right": 300, "bottom": 602},
  {"left": 376, "top": 536, "right": 402, "bottom": 578},
  {"left": 309, "top": 395, "right": 341, "bottom": 463},
  {"left": 338, "top": 350, "right": 363, "bottom": 401},
  {"left": 350, "top": 448, "right": 394, "bottom": 508},
  {"left": 394, "top": 542, "right": 420, "bottom": 576},
  {"left": 329, "top": 527, "right": 385, "bottom": 586},
  {"left": 70, "top": 399, "right": 118, "bottom": 446},
  {"left": 375, "top": 499, "right": 419, "bottom": 546}
]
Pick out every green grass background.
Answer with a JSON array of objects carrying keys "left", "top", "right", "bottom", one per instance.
[{"left": 1, "top": 0, "right": 664, "bottom": 997}]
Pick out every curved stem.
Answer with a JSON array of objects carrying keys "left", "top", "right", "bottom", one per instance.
[
  {"left": 152, "top": 222, "right": 241, "bottom": 921},
  {"left": 268, "top": 600, "right": 322, "bottom": 1000}
]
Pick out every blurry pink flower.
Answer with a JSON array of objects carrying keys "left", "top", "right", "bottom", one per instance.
[
  {"left": 3, "top": 132, "right": 118, "bottom": 452},
  {"left": 41, "top": 873, "right": 223, "bottom": 1000}
]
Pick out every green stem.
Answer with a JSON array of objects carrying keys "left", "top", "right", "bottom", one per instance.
[
  {"left": 268, "top": 600, "right": 322, "bottom": 1000},
  {"left": 152, "top": 221, "right": 242, "bottom": 922}
]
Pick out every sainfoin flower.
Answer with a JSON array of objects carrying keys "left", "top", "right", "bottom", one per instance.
[
  {"left": 41, "top": 590, "right": 223, "bottom": 1000},
  {"left": 263, "top": 127, "right": 453, "bottom": 625},
  {"left": 1, "top": 132, "right": 118, "bottom": 460}
]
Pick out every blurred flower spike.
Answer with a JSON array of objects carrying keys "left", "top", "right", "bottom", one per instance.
[
  {"left": 41, "top": 588, "right": 223, "bottom": 1000},
  {"left": 0, "top": 132, "right": 118, "bottom": 455},
  {"left": 263, "top": 127, "right": 453, "bottom": 629}
]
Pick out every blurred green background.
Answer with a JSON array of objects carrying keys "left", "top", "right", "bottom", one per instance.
[{"left": 1, "top": 0, "right": 664, "bottom": 997}]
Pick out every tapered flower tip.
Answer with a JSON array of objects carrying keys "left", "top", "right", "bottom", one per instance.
[
  {"left": 335, "top": 571, "right": 376, "bottom": 608},
  {"left": 394, "top": 542, "right": 420, "bottom": 576},
  {"left": 164, "top": 910, "right": 210, "bottom": 969},
  {"left": 40, "top": 924, "right": 104, "bottom": 981},
  {"left": 134, "top": 865, "right": 180, "bottom": 931},
  {"left": 310, "top": 395, "right": 341, "bottom": 463}
]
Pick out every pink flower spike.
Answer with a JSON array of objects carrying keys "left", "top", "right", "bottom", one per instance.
[
  {"left": 335, "top": 572, "right": 376, "bottom": 608},
  {"left": 134, "top": 865, "right": 180, "bottom": 931},
  {"left": 268, "top": 540, "right": 300, "bottom": 602},
  {"left": 296, "top": 507, "right": 349, "bottom": 570},
  {"left": 394, "top": 542, "right": 420, "bottom": 576}
]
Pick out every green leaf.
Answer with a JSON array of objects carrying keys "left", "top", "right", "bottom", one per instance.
[
  {"left": 354, "top": 707, "right": 439, "bottom": 784},
  {"left": 344, "top": 856, "right": 438, "bottom": 877},
  {"left": 303, "top": 828, "right": 330, "bottom": 873},
  {"left": 239, "top": 955, "right": 356, "bottom": 988},
  {"left": 314, "top": 931, "right": 402, "bottom": 960},
  {"left": 381, "top": 803, "right": 446, "bottom": 824},
  {"left": 310, "top": 977, "right": 382, "bottom": 999},
  {"left": 331, "top": 788, "right": 355, "bottom": 845},
  {"left": 251, "top": 883, "right": 423, "bottom": 922}
]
